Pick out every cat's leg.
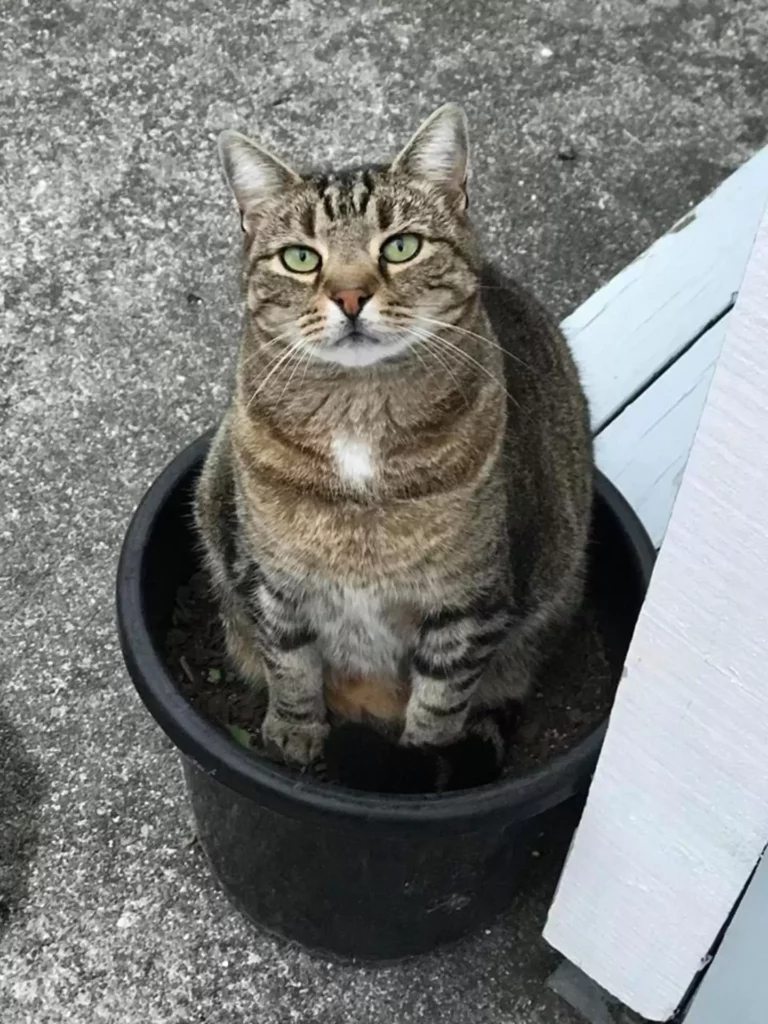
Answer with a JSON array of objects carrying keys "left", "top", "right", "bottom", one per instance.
[
  {"left": 195, "top": 444, "right": 326, "bottom": 764},
  {"left": 222, "top": 602, "right": 268, "bottom": 690},
  {"left": 401, "top": 595, "right": 513, "bottom": 748},
  {"left": 260, "top": 641, "right": 327, "bottom": 765},
  {"left": 219, "top": 562, "right": 327, "bottom": 765},
  {"left": 241, "top": 575, "right": 327, "bottom": 765}
]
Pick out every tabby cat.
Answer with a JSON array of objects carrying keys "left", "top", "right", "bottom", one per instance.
[{"left": 195, "top": 105, "right": 593, "bottom": 792}]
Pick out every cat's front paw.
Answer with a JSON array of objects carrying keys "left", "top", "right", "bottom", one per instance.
[
  {"left": 262, "top": 714, "right": 329, "bottom": 766},
  {"left": 400, "top": 716, "right": 464, "bottom": 749}
]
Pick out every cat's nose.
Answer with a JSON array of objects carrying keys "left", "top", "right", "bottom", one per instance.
[{"left": 331, "top": 289, "right": 371, "bottom": 319}]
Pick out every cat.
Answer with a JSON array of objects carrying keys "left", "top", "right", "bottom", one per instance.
[{"left": 194, "top": 104, "right": 593, "bottom": 792}]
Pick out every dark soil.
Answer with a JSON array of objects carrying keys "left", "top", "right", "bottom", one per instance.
[{"left": 161, "top": 571, "right": 614, "bottom": 781}]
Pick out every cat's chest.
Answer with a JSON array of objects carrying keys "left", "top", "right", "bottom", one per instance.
[{"left": 303, "top": 582, "right": 417, "bottom": 679}]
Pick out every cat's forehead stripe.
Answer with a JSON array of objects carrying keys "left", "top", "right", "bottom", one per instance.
[
  {"left": 300, "top": 201, "right": 315, "bottom": 237},
  {"left": 376, "top": 196, "right": 393, "bottom": 232},
  {"left": 253, "top": 165, "right": 452, "bottom": 248},
  {"left": 356, "top": 184, "right": 371, "bottom": 217},
  {"left": 321, "top": 190, "right": 336, "bottom": 222},
  {"left": 310, "top": 167, "right": 382, "bottom": 225}
]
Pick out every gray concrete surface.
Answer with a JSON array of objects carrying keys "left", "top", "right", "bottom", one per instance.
[{"left": 1, "top": 0, "right": 767, "bottom": 1020}]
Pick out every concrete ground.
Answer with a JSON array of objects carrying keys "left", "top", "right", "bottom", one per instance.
[{"left": 1, "top": 0, "right": 767, "bottom": 1021}]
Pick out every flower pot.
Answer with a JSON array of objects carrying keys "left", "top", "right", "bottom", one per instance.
[{"left": 116, "top": 431, "right": 654, "bottom": 961}]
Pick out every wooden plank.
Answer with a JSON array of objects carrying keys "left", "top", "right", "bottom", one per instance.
[
  {"left": 544, "top": 204, "right": 768, "bottom": 1020},
  {"left": 563, "top": 145, "right": 768, "bottom": 431},
  {"left": 684, "top": 851, "right": 768, "bottom": 1024},
  {"left": 594, "top": 317, "right": 727, "bottom": 548}
]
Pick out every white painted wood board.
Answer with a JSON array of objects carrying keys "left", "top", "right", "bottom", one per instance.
[
  {"left": 544, "top": 203, "right": 768, "bottom": 1021},
  {"left": 563, "top": 145, "right": 768, "bottom": 432},
  {"left": 594, "top": 316, "right": 727, "bottom": 548}
]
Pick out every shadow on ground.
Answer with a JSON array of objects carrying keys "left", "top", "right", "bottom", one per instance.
[{"left": 0, "top": 696, "right": 46, "bottom": 939}]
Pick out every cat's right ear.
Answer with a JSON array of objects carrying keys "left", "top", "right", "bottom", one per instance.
[{"left": 218, "top": 130, "right": 301, "bottom": 215}]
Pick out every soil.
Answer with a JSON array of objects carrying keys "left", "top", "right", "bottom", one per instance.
[{"left": 161, "top": 570, "right": 615, "bottom": 783}]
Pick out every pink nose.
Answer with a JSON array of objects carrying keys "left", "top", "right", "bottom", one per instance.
[{"left": 331, "top": 288, "right": 370, "bottom": 318}]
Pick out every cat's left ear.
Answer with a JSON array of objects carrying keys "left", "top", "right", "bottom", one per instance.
[{"left": 391, "top": 104, "right": 469, "bottom": 206}]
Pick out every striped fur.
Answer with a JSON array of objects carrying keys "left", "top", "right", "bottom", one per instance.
[{"left": 195, "top": 106, "right": 593, "bottom": 784}]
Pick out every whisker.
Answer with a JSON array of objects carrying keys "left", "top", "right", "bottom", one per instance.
[
  {"left": 405, "top": 327, "right": 522, "bottom": 415},
  {"left": 299, "top": 339, "right": 316, "bottom": 390},
  {"left": 402, "top": 328, "right": 473, "bottom": 408},
  {"left": 410, "top": 314, "right": 534, "bottom": 373},
  {"left": 238, "top": 308, "right": 325, "bottom": 376},
  {"left": 275, "top": 341, "right": 313, "bottom": 407},
  {"left": 238, "top": 327, "right": 297, "bottom": 372},
  {"left": 401, "top": 346, "right": 434, "bottom": 431},
  {"left": 385, "top": 318, "right": 494, "bottom": 378},
  {"left": 243, "top": 311, "right": 320, "bottom": 356},
  {"left": 388, "top": 307, "right": 533, "bottom": 374},
  {"left": 238, "top": 343, "right": 294, "bottom": 388},
  {"left": 244, "top": 340, "right": 305, "bottom": 412},
  {"left": 410, "top": 339, "right": 469, "bottom": 409},
  {"left": 410, "top": 313, "right": 502, "bottom": 349}
]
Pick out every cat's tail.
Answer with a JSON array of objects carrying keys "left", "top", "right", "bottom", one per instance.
[{"left": 323, "top": 707, "right": 519, "bottom": 795}]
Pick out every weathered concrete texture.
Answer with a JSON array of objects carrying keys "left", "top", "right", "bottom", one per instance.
[{"left": 1, "top": 0, "right": 766, "bottom": 1020}]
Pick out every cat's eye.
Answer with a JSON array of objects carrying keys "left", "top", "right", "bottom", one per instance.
[
  {"left": 380, "top": 233, "right": 422, "bottom": 264},
  {"left": 280, "top": 245, "right": 321, "bottom": 274}
]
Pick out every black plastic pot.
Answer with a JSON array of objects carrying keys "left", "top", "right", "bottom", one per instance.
[{"left": 116, "top": 431, "right": 654, "bottom": 961}]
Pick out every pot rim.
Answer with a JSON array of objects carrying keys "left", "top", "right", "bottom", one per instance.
[{"left": 116, "top": 430, "right": 655, "bottom": 834}]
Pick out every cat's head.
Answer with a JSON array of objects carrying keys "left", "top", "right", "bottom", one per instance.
[{"left": 219, "top": 105, "right": 479, "bottom": 369}]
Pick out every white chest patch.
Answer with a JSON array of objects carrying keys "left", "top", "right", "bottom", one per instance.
[{"left": 331, "top": 436, "right": 374, "bottom": 487}]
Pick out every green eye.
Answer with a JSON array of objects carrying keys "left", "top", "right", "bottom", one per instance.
[
  {"left": 381, "top": 233, "right": 422, "bottom": 264},
  {"left": 280, "top": 246, "right": 321, "bottom": 273}
]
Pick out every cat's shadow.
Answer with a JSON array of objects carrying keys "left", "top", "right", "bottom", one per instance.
[{"left": 0, "top": 699, "right": 46, "bottom": 938}]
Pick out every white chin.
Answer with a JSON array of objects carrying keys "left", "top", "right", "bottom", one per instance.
[{"left": 312, "top": 337, "right": 412, "bottom": 368}]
